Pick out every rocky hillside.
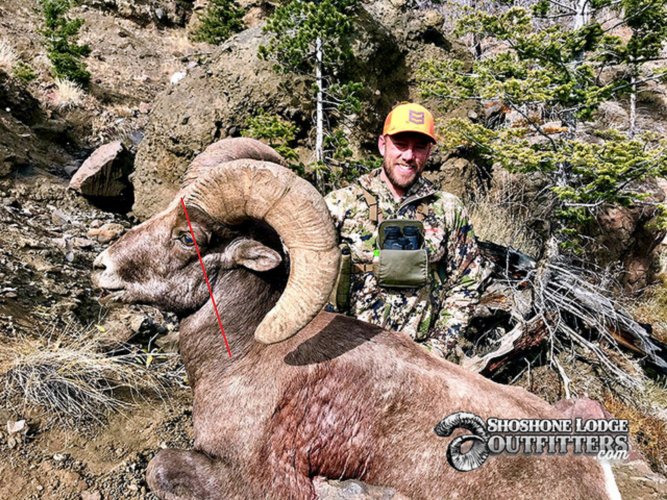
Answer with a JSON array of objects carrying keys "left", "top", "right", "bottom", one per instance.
[{"left": 1, "top": 0, "right": 667, "bottom": 498}]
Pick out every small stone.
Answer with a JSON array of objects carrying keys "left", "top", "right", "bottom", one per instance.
[
  {"left": 51, "top": 208, "right": 73, "bottom": 226},
  {"left": 81, "top": 490, "right": 101, "bottom": 500},
  {"left": 7, "top": 419, "right": 26, "bottom": 434},
  {"left": 53, "top": 453, "right": 67, "bottom": 462},
  {"left": 138, "top": 102, "right": 151, "bottom": 114},
  {"left": 72, "top": 237, "right": 96, "bottom": 249},
  {"left": 90, "top": 219, "right": 103, "bottom": 228},
  {"left": 129, "top": 314, "right": 147, "bottom": 333},
  {"left": 36, "top": 485, "right": 43, "bottom": 492},
  {"left": 128, "top": 484, "right": 139, "bottom": 492},
  {"left": 170, "top": 71, "right": 186, "bottom": 85},
  {"left": 88, "top": 223, "right": 124, "bottom": 244}
]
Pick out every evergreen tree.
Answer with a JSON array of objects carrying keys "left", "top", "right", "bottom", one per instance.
[
  {"left": 40, "top": 0, "right": 91, "bottom": 86},
  {"left": 418, "top": 6, "right": 667, "bottom": 254},
  {"left": 191, "top": 0, "right": 245, "bottom": 45},
  {"left": 598, "top": 0, "right": 667, "bottom": 135},
  {"left": 259, "top": 0, "right": 363, "bottom": 192}
]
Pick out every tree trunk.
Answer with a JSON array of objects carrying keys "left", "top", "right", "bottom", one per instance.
[
  {"left": 629, "top": 60, "right": 637, "bottom": 137},
  {"left": 574, "top": 0, "right": 590, "bottom": 29},
  {"left": 315, "top": 35, "right": 324, "bottom": 191}
]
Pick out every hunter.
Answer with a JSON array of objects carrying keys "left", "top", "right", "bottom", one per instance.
[{"left": 325, "top": 102, "right": 485, "bottom": 360}]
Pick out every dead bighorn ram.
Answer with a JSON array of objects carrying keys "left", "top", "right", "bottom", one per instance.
[{"left": 93, "top": 138, "right": 618, "bottom": 499}]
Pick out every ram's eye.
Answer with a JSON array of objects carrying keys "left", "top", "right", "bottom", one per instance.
[{"left": 178, "top": 233, "right": 195, "bottom": 247}]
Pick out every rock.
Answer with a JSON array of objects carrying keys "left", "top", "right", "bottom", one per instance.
[
  {"left": 81, "top": 490, "right": 101, "bottom": 500},
  {"left": 594, "top": 178, "right": 666, "bottom": 290},
  {"left": 87, "top": 222, "right": 125, "bottom": 243},
  {"left": 6, "top": 419, "right": 28, "bottom": 449},
  {"left": 595, "top": 101, "right": 629, "bottom": 129},
  {"left": 155, "top": 330, "right": 180, "bottom": 352},
  {"left": 51, "top": 207, "right": 73, "bottom": 225},
  {"left": 53, "top": 453, "right": 67, "bottom": 462},
  {"left": 313, "top": 477, "right": 408, "bottom": 499},
  {"left": 0, "top": 70, "right": 73, "bottom": 177},
  {"left": 69, "top": 141, "right": 134, "bottom": 199},
  {"left": 129, "top": 313, "right": 147, "bottom": 333},
  {"left": 72, "top": 237, "right": 96, "bottom": 249},
  {"left": 138, "top": 102, "right": 152, "bottom": 114},
  {"left": 6, "top": 419, "right": 27, "bottom": 434},
  {"left": 423, "top": 156, "right": 480, "bottom": 200},
  {"left": 81, "top": 0, "right": 192, "bottom": 26},
  {"left": 170, "top": 71, "right": 186, "bottom": 85}
]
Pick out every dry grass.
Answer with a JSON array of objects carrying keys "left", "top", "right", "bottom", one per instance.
[
  {"left": 631, "top": 275, "right": 667, "bottom": 343},
  {"left": 605, "top": 391, "right": 667, "bottom": 474},
  {"left": 0, "top": 39, "right": 18, "bottom": 72},
  {"left": 51, "top": 77, "right": 85, "bottom": 110},
  {"left": 0, "top": 324, "right": 170, "bottom": 427},
  {"left": 469, "top": 176, "right": 542, "bottom": 257}
]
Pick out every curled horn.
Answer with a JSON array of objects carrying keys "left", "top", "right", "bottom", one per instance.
[
  {"left": 182, "top": 137, "right": 287, "bottom": 188},
  {"left": 183, "top": 143, "right": 339, "bottom": 344},
  {"left": 434, "top": 412, "right": 490, "bottom": 472}
]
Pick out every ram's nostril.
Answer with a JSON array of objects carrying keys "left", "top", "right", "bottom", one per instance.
[{"left": 93, "top": 254, "right": 107, "bottom": 271}]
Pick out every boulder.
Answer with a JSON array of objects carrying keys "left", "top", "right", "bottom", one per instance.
[
  {"left": 424, "top": 156, "right": 481, "bottom": 200},
  {"left": 594, "top": 178, "right": 666, "bottom": 291},
  {"left": 69, "top": 141, "right": 134, "bottom": 201},
  {"left": 594, "top": 101, "right": 630, "bottom": 129}
]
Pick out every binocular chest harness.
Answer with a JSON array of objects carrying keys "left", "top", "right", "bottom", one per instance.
[{"left": 330, "top": 186, "right": 433, "bottom": 312}]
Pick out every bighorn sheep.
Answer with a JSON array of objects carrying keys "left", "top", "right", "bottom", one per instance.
[{"left": 92, "top": 138, "right": 617, "bottom": 499}]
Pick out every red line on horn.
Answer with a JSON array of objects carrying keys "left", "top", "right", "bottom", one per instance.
[{"left": 180, "top": 198, "right": 232, "bottom": 358}]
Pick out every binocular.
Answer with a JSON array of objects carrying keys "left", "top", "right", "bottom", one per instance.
[{"left": 382, "top": 225, "right": 422, "bottom": 250}]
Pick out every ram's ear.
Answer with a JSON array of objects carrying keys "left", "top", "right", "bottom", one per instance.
[{"left": 229, "top": 239, "right": 282, "bottom": 272}]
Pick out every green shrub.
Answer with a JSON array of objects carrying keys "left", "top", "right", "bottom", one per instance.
[
  {"left": 13, "top": 62, "right": 37, "bottom": 82},
  {"left": 40, "top": 0, "right": 91, "bottom": 86},
  {"left": 191, "top": 0, "right": 245, "bottom": 45},
  {"left": 242, "top": 110, "right": 300, "bottom": 162}
]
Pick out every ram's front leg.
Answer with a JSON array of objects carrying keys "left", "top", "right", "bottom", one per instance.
[{"left": 146, "top": 448, "right": 239, "bottom": 500}]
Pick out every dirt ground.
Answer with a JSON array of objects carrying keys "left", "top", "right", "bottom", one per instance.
[{"left": 0, "top": 170, "right": 194, "bottom": 499}]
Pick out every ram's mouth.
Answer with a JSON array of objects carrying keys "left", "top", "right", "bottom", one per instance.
[{"left": 97, "top": 289, "right": 126, "bottom": 306}]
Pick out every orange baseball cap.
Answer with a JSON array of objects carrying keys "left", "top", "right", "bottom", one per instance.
[{"left": 383, "top": 103, "right": 437, "bottom": 143}]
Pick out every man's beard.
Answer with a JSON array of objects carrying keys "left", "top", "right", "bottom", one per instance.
[{"left": 383, "top": 161, "right": 418, "bottom": 190}]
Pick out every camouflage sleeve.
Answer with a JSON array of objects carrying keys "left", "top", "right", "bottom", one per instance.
[{"left": 428, "top": 201, "right": 485, "bottom": 358}]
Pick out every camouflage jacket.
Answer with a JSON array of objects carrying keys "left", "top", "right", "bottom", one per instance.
[{"left": 324, "top": 169, "right": 485, "bottom": 358}]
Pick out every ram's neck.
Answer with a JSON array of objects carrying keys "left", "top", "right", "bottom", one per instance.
[{"left": 178, "top": 268, "right": 283, "bottom": 386}]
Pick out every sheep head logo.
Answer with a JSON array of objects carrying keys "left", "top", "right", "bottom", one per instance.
[{"left": 434, "top": 412, "right": 490, "bottom": 472}]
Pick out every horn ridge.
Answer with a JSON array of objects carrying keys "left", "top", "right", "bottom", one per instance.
[{"left": 184, "top": 156, "right": 339, "bottom": 344}]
